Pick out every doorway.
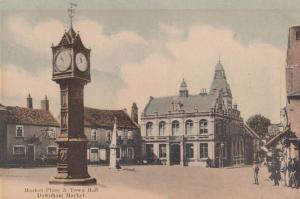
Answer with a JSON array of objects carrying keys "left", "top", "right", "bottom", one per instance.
[
  {"left": 90, "top": 148, "right": 99, "bottom": 162},
  {"left": 27, "top": 145, "right": 34, "bottom": 162},
  {"left": 170, "top": 144, "right": 180, "bottom": 165}
]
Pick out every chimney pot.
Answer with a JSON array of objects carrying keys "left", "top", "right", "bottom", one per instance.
[
  {"left": 41, "top": 95, "right": 49, "bottom": 111},
  {"left": 131, "top": 102, "right": 138, "bottom": 123},
  {"left": 27, "top": 94, "right": 33, "bottom": 109}
]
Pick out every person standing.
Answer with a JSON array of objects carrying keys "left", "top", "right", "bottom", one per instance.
[
  {"left": 274, "top": 160, "right": 281, "bottom": 186},
  {"left": 274, "top": 169, "right": 280, "bottom": 186},
  {"left": 288, "top": 158, "right": 293, "bottom": 187},
  {"left": 254, "top": 163, "right": 260, "bottom": 185},
  {"left": 295, "top": 160, "right": 300, "bottom": 188},
  {"left": 290, "top": 158, "right": 298, "bottom": 188}
]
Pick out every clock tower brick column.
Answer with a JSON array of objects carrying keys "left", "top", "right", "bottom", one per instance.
[{"left": 49, "top": 5, "right": 96, "bottom": 185}]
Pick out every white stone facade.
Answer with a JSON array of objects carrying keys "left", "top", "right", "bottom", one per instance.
[{"left": 140, "top": 61, "right": 258, "bottom": 167}]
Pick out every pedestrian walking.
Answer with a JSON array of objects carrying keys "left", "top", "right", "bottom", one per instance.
[
  {"left": 269, "top": 159, "right": 280, "bottom": 186},
  {"left": 289, "top": 158, "right": 298, "bottom": 188},
  {"left": 254, "top": 163, "right": 260, "bottom": 185},
  {"left": 274, "top": 169, "right": 280, "bottom": 186},
  {"left": 274, "top": 160, "right": 281, "bottom": 186}
]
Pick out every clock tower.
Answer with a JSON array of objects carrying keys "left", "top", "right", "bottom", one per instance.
[{"left": 49, "top": 4, "right": 96, "bottom": 185}]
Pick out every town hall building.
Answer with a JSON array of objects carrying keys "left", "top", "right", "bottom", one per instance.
[{"left": 140, "top": 60, "right": 260, "bottom": 167}]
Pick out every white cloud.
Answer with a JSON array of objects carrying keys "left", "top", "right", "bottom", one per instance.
[
  {"left": 117, "top": 25, "right": 286, "bottom": 122},
  {"left": 4, "top": 17, "right": 286, "bottom": 122},
  {"left": 6, "top": 17, "right": 150, "bottom": 75},
  {"left": 3, "top": 17, "right": 151, "bottom": 113},
  {"left": 1, "top": 64, "right": 60, "bottom": 113},
  {"left": 6, "top": 17, "right": 64, "bottom": 54},
  {"left": 74, "top": 19, "right": 150, "bottom": 74}
]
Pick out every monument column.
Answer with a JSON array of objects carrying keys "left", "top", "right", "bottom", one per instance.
[{"left": 109, "top": 117, "right": 119, "bottom": 169}]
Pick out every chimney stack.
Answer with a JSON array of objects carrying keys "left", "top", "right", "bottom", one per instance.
[
  {"left": 131, "top": 102, "right": 138, "bottom": 123},
  {"left": 27, "top": 94, "right": 33, "bottom": 109},
  {"left": 41, "top": 95, "right": 49, "bottom": 111}
]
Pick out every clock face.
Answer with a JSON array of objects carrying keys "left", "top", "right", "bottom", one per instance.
[
  {"left": 55, "top": 50, "right": 71, "bottom": 72},
  {"left": 76, "top": 53, "right": 88, "bottom": 72}
]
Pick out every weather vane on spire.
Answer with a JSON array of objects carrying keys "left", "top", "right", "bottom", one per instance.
[{"left": 68, "top": 3, "right": 77, "bottom": 27}]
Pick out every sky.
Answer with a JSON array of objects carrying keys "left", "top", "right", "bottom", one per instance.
[{"left": 1, "top": 0, "right": 300, "bottom": 123}]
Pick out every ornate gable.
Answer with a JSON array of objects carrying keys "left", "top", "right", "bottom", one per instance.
[{"left": 57, "top": 27, "right": 84, "bottom": 47}]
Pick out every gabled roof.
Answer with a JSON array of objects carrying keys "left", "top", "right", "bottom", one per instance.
[
  {"left": 6, "top": 106, "right": 59, "bottom": 127},
  {"left": 265, "top": 129, "right": 295, "bottom": 148},
  {"left": 144, "top": 92, "right": 219, "bottom": 115},
  {"left": 84, "top": 107, "right": 139, "bottom": 129}
]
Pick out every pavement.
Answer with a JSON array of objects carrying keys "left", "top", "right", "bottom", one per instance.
[{"left": 0, "top": 165, "right": 299, "bottom": 199}]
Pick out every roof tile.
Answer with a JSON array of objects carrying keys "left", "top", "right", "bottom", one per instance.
[
  {"left": 84, "top": 107, "right": 138, "bottom": 129},
  {"left": 6, "top": 106, "right": 59, "bottom": 127},
  {"left": 144, "top": 93, "right": 218, "bottom": 115}
]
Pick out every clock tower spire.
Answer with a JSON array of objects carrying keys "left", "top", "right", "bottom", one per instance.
[
  {"left": 68, "top": 3, "right": 77, "bottom": 28},
  {"left": 49, "top": 4, "right": 96, "bottom": 185}
]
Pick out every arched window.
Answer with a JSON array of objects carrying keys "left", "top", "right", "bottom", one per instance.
[
  {"left": 199, "top": 119, "right": 208, "bottom": 134},
  {"left": 159, "top": 121, "right": 166, "bottom": 136},
  {"left": 146, "top": 122, "right": 153, "bottom": 136},
  {"left": 172, "top": 120, "right": 180, "bottom": 136},
  {"left": 185, "top": 120, "right": 193, "bottom": 135}
]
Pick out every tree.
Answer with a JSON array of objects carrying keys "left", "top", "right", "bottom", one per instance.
[{"left": 246, "top": 114, "right": 271, "bottom": 139}]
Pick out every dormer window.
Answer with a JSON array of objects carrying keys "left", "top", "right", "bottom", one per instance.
[
  {"left": 16, "top": 125, "right": 24, "bottom": 137},
  {"left": 171, "top": 102, "right": 182, "bottom": 111}
]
